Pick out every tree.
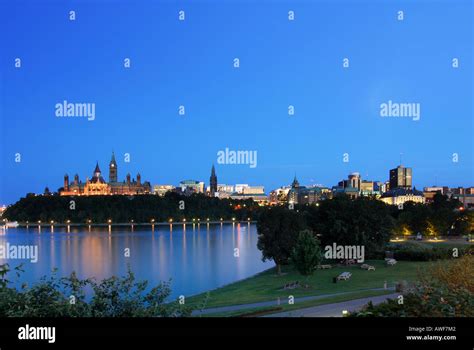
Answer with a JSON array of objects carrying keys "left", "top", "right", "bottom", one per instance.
[
  {"left": 291, "top": 230, "right": 322, "bottom": 280},
  {"left": 257, "top": 207, "right": 306, "bottom": 275},
  {"left": 307, "top": 196, "right": 394, "bottom": 254}
]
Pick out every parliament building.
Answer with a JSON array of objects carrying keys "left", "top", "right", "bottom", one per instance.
[{"left": 60, "top": 152, "right": 151, "bottom": 196}]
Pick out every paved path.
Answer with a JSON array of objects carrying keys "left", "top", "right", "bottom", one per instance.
[
  {"left": 265, "top": 293, "right": 399, "bottom": 317},
  {"left": 191, "top": 287, "right": 395, "bottom": 316}
]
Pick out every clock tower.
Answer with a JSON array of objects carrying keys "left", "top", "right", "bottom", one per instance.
[{"left": 109, "top": 152, "right": 118, "bottom": 183}]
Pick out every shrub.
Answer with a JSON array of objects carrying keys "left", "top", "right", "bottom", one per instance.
[
  {"left": 0, "top": 264, "right": 192, "bottom": 317},
  {"left": 388, "top": 243, "right": 473, "bottom": 261},
  {"left": 351, "top": 255, "right": 474, "bottom": 317}
]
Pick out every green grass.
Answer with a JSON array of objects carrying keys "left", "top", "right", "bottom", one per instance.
[
  {"left": 187, "top": 260, "right": 431, "bottom": 310},
  {"left": 201, "top": 289, "right": 394, "bottom": 317}
]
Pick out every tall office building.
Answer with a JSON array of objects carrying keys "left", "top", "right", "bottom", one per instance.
[{"left": 389, "top": 165, "right": 412, "bottom": 190}]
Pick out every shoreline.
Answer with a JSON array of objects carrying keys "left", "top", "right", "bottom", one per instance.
[{"left": 12, "top": 220, "right": 257, "bottom": 228}]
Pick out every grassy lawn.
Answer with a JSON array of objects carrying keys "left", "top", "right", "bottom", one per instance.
[
  {"left": 200, "top": 289, "right": 394, "bottom": 317},
  {"left": 187, "top": 260, "right": 431, "bottom": 309}
]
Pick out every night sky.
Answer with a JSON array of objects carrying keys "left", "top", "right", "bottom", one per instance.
[{"left": 1, "top": 0, "right": 473, "bottom": 204}]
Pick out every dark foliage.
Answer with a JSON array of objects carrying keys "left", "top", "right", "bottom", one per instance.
[
  {"left": 0, "top": 264, "right": 192, "bottom": 317},
  {"left": 2, "top": 192, "right": 263, "bottom": 224}
]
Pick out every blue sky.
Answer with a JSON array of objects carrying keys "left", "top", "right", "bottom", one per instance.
[{"left": 1, "top": 0, "right": 473, "bottom": 204}]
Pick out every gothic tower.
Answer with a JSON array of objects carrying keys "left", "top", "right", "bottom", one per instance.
[
  {"left": 209, "top": 165, "right": 217, "bottom": 197},
  {"left": 109, "top": 152, "right": 117, "bottom": 183},
  {"left": 64, "top": 174, "right": 69, "bottom": 192}
]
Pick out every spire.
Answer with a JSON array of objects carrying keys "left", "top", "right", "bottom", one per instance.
[
  {"left": 209, "top": 164, "right": 217, "bottom": 196},
  {"left": 110, "top": 151, "right": 116, "bottom": 164},
  {"left": 291, "top": 174, "right": 299, "bottom": 188},
  {"left": 94, "top": 161, "right": 101, "bottom": 174}
]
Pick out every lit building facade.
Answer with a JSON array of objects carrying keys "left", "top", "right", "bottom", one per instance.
[
  {"left": 379, "top": 188, "right": 425, "bottom": 206},
  {"left": 60, "top": 153, "right": 151, "bottom": 196},
  {"left": 153, "top": 185, "right": 175, "bottom": 196},
  {"left": 179, "top": 180, "right": 205, "bottom": 194},
  {"left": 389, "top": 165, "right": 412, "bottom": 190}
]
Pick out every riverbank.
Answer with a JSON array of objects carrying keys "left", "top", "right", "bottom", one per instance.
[{"left": 186, "top": 260, "right": 431, "bottom": 316}]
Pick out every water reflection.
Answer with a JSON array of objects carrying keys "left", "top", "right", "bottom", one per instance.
[{"left": 0, "top": 224, "right": 271, "bottom": 299}]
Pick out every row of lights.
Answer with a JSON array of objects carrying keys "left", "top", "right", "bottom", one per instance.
[{"left": 29, "top": 217, "right": 252, "bottom": 225}]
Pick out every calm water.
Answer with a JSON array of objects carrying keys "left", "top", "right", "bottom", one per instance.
[{"left": 0, "top": 223, "right": 272, "bottom": 299}]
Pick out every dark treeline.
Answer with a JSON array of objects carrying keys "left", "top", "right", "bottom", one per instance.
[
  {"left": 3, "top": 192, "right": 472, "bottom": 237},
  {"left": 2, "top": 192, "right": 263, "bottom": 224},
  {"left": 256, "top": 195, "right": 473, "bottom": 273},
  {"left": 302, "top": 193, "right": 471, "bottom": 240}
]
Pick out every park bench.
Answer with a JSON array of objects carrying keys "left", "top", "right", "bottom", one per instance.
[
  {"left": 317, "top": 264, "right": 332, "bottom": 269},
  {"left": 360, "top": 264, "right": 375, "bottom": 271},
  {"left": 283, "top": 281, "right": 300, "bottom": 290},
  {"left": 341, "top": 259, "right": 356, "bottom": 266},
  {"left": 337, "top": 272, "right": 352, "bottom": 281},
  {"left": 386, "top": 258, "right": 397, "bottom": 266}
]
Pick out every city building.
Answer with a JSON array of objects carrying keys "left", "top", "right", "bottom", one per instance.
[
  {"left": 332, "top": 185, "right": 359, "bottom": 199},
  {"left": 230, "top": 192, "right": 268, "bottom": 203},
  {"left": 209, "top": 165, "right": 217, "bottom": 197},
  {"left": 242, "top": 186, "right": 265, "bottom": 195},
  {"left": 336, "top": 172, "right": 381, "bottom": 197},
  {"left": 298, "top": 186, "right": 327, "bottom": 205},
  {"left": 217, "top": 184, "right": 235, "bottom": 193},
  {"left": 153, "top": 185, "right": 175, "bottom": 196},
  {"left": 423, "top": 186, "right": 449, "bottom": 203},
  {"left": 269, "top": 186, "right": 291, "bottom": 204},
  {"left": 334, "top": 173, "right": 361, "bottom": 198},
  {"left": 451, "top": 193, "right": 474, "bottom": 209},
  {"left": 287, "top": 176, "right": 328, "bottom": 204},
  {"left": 389, "top": 165, "right": 412, "bottom": 190},
  {"left": 179, "top": 180, "right": 205, "bottom": 194},
  {"left": 379, "top": 187, "right": 425, "bottom": 206},
  {"left": 60, "top": 153, "right": 151, "bottom": 196},
  {"left": 228, "top": 183, "right": 267, "bottom": 203},
  {"left": 234, "top": 184, "right": 249, "bottom": 194},
  {"left": 423, "top": 186, "right": 449, "bottom": 195},
  {"left": 288, "top": 176, "right": 301, "bottom": 204}
]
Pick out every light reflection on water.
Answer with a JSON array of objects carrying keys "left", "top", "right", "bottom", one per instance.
[{"left": 0, "top": 223, "right": 272, "bottom": 299}]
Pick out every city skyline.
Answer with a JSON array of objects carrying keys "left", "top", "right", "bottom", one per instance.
[
  {"left": 1, "top": 0, "right": 473, "bottom": 204},
  {"left": 5, "top": 152, "right": 474, "bottom": 204}
]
